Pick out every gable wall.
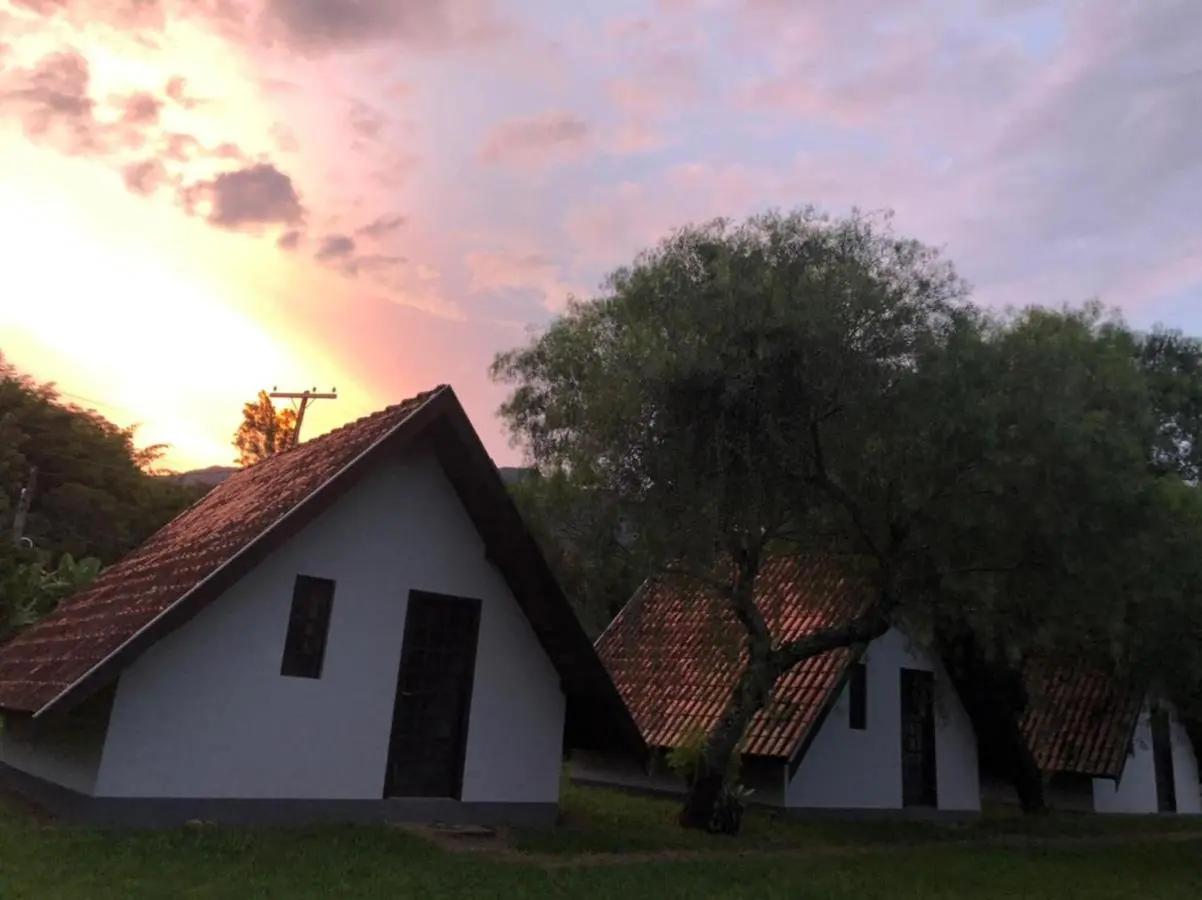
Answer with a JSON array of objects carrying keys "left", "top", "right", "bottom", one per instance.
[
  {"left": 0, "top": 686, "right": 114, "bottom": 794},
  {"left": 1093, "top": 703, "right": 1202, "bottom": 814},
  {"left": 786, "top": 628, "right": 980, "bottom": 811},
  {"left": 93, "top": 442, "right": 565, "bottom": 803}
]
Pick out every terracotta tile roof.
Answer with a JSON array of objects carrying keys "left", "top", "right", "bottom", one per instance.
[
  {"left": 0, "top": 386, "right": 646, "bottom": 757},
  {"left": 0, "top": 389, "right": 444, "bottom": 715},
  {"left": 1019, "top": 658, "right": 1143, "bottom": 779},
  {"left": 596, "top": 556, "right": 875, "bottom": 760}
]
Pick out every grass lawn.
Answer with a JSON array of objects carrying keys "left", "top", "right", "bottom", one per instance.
[
  {"left": 511, "top": 780, "right": 1202, "bottom": 854},
  {"left": 1, "top": 783, "right": 1200, "bottom": 899}
]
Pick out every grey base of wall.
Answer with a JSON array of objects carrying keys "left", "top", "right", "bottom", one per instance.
[
  {"left": 0, "top": 762, "right": 557, "bottom": 828},
  {"left": 775, "top": 805, "right": 979, "bottom": 823},
  {"left": 570, "top": 775, "right": 980, "bottom": 822}
]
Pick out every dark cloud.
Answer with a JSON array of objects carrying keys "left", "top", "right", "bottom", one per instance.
[
  {"left": 163, "top": 75, "right": 202, "bottom": 109},
  {"left": 121, "top": 158, "right": 168, "bottom": 195},
  {"left": 0, "top": 46, "right": 258, "bottom": 212},
  {"left": 9, "top": 0, "right": 69, "bottom": 14},
  {"left": 356, "top": 214, "right": 406, "bottom": 239},
  {"left": 310, "top": 231, "right": 406, "bottom": 279},
  {"left": 0, "top": 49, "right": 194, "bottom": 160},
  {"left": 118, "top": 90, "right": 162, "bottom": 125},
  {"left": 211, "top": 140, "right": 246, "bottom": 161},
  {"left": 277, "top": 229, "right": 303, "bottom": 250},
  {"left": 347, "top": 99, "right": 386, "bottom": 142},
  {"left": 160, "top": 131, "right": 202, "bottom": 161},
  {"left": 182, "top": 162, "right": 305, "bottom": 229},
  {"left": 341, "top": 252, "right": 406, "bottom": 278},
  {"left": 10, "top": 0, "right": 168, "bottom": 29},
  {"left": 261, "top": 0, "right": 506, "bottom": 53},
  {"left": 0, "top": 49, "right": 99, "bottom": 153},
  {"left": 478, "top": 111, "right": 591, "bottom": 166},
  {"left": 315, "top": 233, "right": 355, "bottom": 261}
]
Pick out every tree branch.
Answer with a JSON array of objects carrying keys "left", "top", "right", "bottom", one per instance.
[
  {"left": 896, "top": 465, "right": 990, "bottom": 534},
  {"left": 807, "top": 417, "right": 885, "bottom": 563},
  {"left": 769, "top": 603, "right": 893, "bottom": 675},
  {"left": 726, "top": 542, "right": 770, "bottom": 647}
]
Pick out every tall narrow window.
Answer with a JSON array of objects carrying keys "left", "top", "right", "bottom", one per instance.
[
  {"left": 281, "top": 575, "right": 336, "bottom": 679},
  {"left": 848, "top": 662, "right": 868, "bottom": 730}
]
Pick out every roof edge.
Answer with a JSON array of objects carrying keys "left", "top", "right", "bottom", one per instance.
[
  {"left": 427, "top": 395, "right": 646, "bottom": 757},
  {"left": 31, "top": 387, "right": 450, "bottom": 720},
  {"left": 784, "top": 645, "right": 866, "bottom": 775}
]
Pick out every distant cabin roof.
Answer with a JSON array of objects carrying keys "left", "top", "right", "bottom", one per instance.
[
  {"left": 597, "top": 556, "right": 877, "bottom": 761},
  {"left": 1019, "top": 659, "right": 1144, "bottom": 780}
]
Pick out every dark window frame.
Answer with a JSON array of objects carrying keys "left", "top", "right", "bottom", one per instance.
[
  {"left": 280, "top": 575, "right": 336, "bottom": 680},
  {"left": 848, "top": 662, "right": 868, "bottom": 730}
]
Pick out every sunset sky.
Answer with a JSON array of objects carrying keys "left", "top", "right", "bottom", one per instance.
[{"left": 1, "top": 1, "right": 1199, "bottom": 471}]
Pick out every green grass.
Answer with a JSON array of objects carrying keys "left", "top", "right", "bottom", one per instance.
[
  {"left": 509, "top": 780, "right": 1202, "bottom": 855},
  {"left": 1, "top": 786, "right": 1201, "bottom": 899}
]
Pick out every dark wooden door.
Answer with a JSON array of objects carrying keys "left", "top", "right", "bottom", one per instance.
[
  {"left": 1151, "top": 707, "right": 1177, "bottom": 813},
  {"left": 384, "top": 591, "right": 482, "bottom": 799},
  {"left": 900, "top": 668, "right": 938, "bottom": 808}
]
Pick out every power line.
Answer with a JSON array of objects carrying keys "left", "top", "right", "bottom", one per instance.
[
  {"left": 269, "top": 387, "right": 338, "bottom": 448},
  {"left": 54, "top": 390, "right": 141, "bottom": 416}
]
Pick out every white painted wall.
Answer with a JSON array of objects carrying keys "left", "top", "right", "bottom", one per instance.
[
  {"left": 93, "top": 441, "right": 566, "bottom": 804},
  {"left": 1093, "top": 704, "right": 1201, "bottom": 814},
  {"left": 0, "top": 701, "right": 108, "bottom": 794},
  {"left": 786, "top": 628, "right": 980, "bottom": 812}
]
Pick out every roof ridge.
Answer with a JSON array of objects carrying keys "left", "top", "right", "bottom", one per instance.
[{"left": 236, "top": 385, "right": 448, "bottom": 472}]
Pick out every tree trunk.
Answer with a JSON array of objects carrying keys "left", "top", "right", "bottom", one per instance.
[
  {"left": 936, "top": 626, "right": 1048, "bottom": 815},
  {"left": 1012, "top": 752, "right": 1048, "bottom": 814},
  {"left": 678, "top": 654, "right": 774, "bottom": 831}
]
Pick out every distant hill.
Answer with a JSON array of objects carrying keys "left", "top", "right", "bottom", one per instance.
[
  {"left": 165, "top": 466, "right": 238, "bottom": 487},
  {"left": 498, "top": 466, "right": 536, "bottom": 485}
]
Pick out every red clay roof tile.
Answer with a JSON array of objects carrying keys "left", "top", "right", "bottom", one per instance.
[
  {"left": 0, "top": 389, "right": 445, "bottom": 714},
  {"left": 596, "top": 556, "right": 875, "bottom": 760},
  {"left": 1019, "top": 658, "right": 1143, "bottom": 779}
]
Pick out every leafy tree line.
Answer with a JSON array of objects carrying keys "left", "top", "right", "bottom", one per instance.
[
  {"left": 0, "top": 354, "right": 208, "bottom": 639},
  {"left": 493, "top": 207, "right": 1202, "bottom": 830}
]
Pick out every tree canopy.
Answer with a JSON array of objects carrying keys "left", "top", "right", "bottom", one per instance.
[
  {"left": 492, "top": 208, "right": 1202, "bottom": 829},
  {"left": 0, "top": 354, "right": 206, "bottom": 564},
  {"left": 232, "top": 390, "right": 297, "bottom": 467},
  {"left": 0, "top": 354, "right": 206, "bottom": 646}
]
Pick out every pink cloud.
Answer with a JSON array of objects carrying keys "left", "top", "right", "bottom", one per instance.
[{"left": 477, "top": 110, "right": 592, "bottom": 167}]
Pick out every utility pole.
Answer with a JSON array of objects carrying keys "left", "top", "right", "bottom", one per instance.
[
  {"left": 269, "top": 387, "right": 338, "bottom": 448},
  {"left": 11, "top": 465, "right": 36, "bottom": 547}
]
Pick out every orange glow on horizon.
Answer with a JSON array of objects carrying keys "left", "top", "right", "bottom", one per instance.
[{"left": 0, "top": 130, "right": 380, "bottom": 472}]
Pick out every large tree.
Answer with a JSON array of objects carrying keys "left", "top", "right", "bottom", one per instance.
[
  {"left": 232, "top": 390, "right": 297, "bottom": 467},
  {"left": 0, "top": 354, "right": 205, "bottom": 563},
  {"left": 508, "top": 469, "right": 648, "bottom": 638},
  {"left": 492, "top": 209, "right": 1177, "bottom": 829}
]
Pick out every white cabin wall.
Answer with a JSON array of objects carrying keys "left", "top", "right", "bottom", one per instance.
[
  {"left": 786, "top": 628, "right": 980, "bottom": 812},
  {"left": 94, "top": 443, "right": 565, "bottom": 804}
]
